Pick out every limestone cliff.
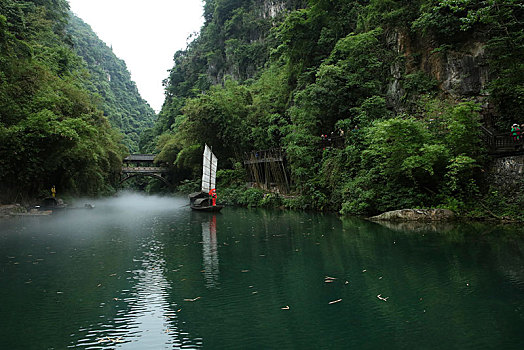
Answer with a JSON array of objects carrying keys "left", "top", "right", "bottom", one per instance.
[{"left": 387, "top": 29, "right": 492, "bottom": 119}]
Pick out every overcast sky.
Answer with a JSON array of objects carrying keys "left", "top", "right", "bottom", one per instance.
[{"left": 68, "top": 0, "right": 205, "bottom": 112}]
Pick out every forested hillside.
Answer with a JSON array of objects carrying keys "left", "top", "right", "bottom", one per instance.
[
  {"left": 151, "top": 0, "right": 523, "bottom": 217},
  {"left": 66, "top": 15, "right": 156, "bottom": 152},
  {"left": 0, "top": 0, "right": 152, "bottom": 202}
]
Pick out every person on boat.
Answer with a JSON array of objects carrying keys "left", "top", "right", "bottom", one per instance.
[
  {"left": 209, "top": 189, "right": 217, "bottom": 206},
  {"left": 511, "top": 123, "right": 521, "bottom": 141}
]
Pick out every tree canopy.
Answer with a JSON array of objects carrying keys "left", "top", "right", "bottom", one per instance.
[
  {"left": 149, "top": 0, "right": 523, "bottom": 217},
  {"left": 0, "top": 0, "right": 153, "bottom": 202}
]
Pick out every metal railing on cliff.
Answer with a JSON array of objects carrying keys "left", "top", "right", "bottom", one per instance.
[{"left": 480, "top": 125, "right": 523, "bottom": 155}]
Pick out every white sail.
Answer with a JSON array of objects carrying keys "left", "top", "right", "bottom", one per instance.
[{"left": 201, "top": 144, "right": 218, "bottom": 193}]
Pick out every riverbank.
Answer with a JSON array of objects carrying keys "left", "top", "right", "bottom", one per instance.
[
  {"left": 0, "top": 204, "right": 27, "bottom": 217},
  {"left": 216, "top": 186, "right": 524, "bottom": 223},
  {"left": 3, "top": 187, "right": 522, "bottom": 223}
]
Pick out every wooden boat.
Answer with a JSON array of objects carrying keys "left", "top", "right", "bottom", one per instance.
[{"left": 189, "top": 144, "right": 224, "bottom": 212}]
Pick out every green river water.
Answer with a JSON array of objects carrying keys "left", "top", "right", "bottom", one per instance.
[{"left": 0, "top": 193, "right": 523, "bottom": 349}]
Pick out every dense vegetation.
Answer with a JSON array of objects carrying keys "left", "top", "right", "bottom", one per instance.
[
  {"left": 0, "top": 0, "right": 152, "bottom": 202},
  {"left": 1, "top": 0, "right": 521, "bottom": 217},
  {"left": 148, "top": 0, "right": 523, "bottom": 218},
  {"left": 66, "top": 15, "right": 156, "bottom": 152}
]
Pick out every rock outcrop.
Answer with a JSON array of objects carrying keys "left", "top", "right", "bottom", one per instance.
[
  {"left": 369, "top": 208, "right": 455, "bottom": 222},
  {"left": 0, "top": 204, "right": 26, "bottom": 217}
]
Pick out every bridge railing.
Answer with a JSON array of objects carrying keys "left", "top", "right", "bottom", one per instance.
[
  {"left": 243, "top": 149, "right": 285, "bottom": 164},
  {"left": 122, "top": 166, "right": 169, "bottom": 173},
  {"left": 481, "top": 125, "right": 523, "bottom": 154}
]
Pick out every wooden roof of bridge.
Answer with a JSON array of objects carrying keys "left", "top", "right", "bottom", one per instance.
[{"left": 124, "top": 154, "right": 156, "bottom": 162}]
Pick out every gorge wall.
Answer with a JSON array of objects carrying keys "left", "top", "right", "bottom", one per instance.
[{"left": 485, "top": 155, "right": 524, "bottom": 197}]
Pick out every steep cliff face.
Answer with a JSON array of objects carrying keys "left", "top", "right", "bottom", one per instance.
[
  {"left": 152, "top": 0, "right": 523, "bottom": 216},
  {"left": 387, "top": 30, "right": 491, "bottom": 115},
  {"left": 160, "top": 0, "right": 300, "bottom": 126},
  {"left": 209, "top": 0, "right": 293, "bottom": 83},
  {"left": 67, "top": 15, "right": 156, "bottom": 152},
  {"left": 260, "top": 0, "right": 287, "bottom": 18}
]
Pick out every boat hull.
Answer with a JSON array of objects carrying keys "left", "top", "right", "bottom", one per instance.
[
  {"left": 189, "top": 191, "right": 224, "bottom": 212},
  {"left": 190, "top": 205, "right": 224, "bottom": 212}
]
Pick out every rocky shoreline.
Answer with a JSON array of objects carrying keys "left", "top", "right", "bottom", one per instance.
[
  {"left": 0, "top": 204, "right": 27, "bottom": 217},
  {"left": 369, "top": 209, "right": 456, "bottom": 222}
]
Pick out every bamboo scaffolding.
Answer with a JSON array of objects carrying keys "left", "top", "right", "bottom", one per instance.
[{"left": 243, "top": 149, "right": 290, "bottom": 193}]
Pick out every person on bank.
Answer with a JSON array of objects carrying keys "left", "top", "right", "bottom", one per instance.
[{"left": 511, "top": 123, "right": 521, "bottom": 142}]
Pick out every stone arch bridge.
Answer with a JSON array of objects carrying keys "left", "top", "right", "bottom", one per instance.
[{"left": 121, "top": 154, "right": 170, "bottom": 186}]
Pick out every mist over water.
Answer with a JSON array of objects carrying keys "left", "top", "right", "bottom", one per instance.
[
  {"left": 0, "top": 193, "right": 523, "bottom": 349},
  {"left": 0, "top": 192, "right": 199, "bottom": 349},
  {"left": 72, "top": 191, "right": 188, "bottom": 214}
]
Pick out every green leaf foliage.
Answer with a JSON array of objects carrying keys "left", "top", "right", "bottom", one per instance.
[
  {"left": 66, "top": 15, "right": 156, "bottom": 152},
  {"left": 145, "top": 0, "right": 522, "bottom": 216},
  {"left": 0, "top": 0, "right": 127, "bottom": 202}
]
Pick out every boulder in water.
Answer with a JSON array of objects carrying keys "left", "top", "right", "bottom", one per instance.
[{"left": 369, "top": 209, "right": 455, "bottom": 222}]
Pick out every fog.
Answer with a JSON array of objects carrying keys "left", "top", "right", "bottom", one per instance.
[
  {"left": 71, "top": 191, "right": 187, "bottom": 212},
  {"left": 0, "top": 191, "right": 199, "bottom": 348},
  {"left": 0, "top": 192, "right": 190, "bottom": 237}
]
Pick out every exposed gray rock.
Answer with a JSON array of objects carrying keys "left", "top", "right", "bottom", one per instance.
[
  {"left": 261, "top": 0, "right": 286, "bottom": 18},
  {"left": 484, "top": 155, "right": 524, "bottom": 197},
  {"left": 386, "top": 29, "right": 490, "bottom": 113},
  {"left": 369, "top": 208, "right": 455, "bottom": 222},
  {"left": 441, "top": 45, "right": 489, "bottom": 96},
  {"left": 0, "top": 204, "right": 26, "bottom": 217}
]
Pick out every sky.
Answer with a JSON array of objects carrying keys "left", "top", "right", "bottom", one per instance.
[{"left": 67, "top": 0, "right": 205, "bottom": 112}]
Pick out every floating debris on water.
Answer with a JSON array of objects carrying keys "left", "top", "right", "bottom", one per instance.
[
  {"left": 97, "top": 336, "right": 124, "bottom": 344},
  {"left": 184, "top": 297, "right": 201, "bottom": 302},
  {"left": 377, "top": 294, "right": 389, "bottom": 301}
]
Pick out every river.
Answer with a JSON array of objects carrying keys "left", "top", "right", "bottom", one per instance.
[{"left": 0, "top": 193, "right": 522, "bottom": 349}]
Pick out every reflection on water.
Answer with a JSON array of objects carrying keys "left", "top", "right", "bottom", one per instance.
[
  {"left": 201, "top": 215, "right": 219, "bottom": 288},
  {"left": 0, "top": 193, "right": 523, "bottom": 349},
  {"left": 372, "top": 219, "right": 457, "bottom": 233}
]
